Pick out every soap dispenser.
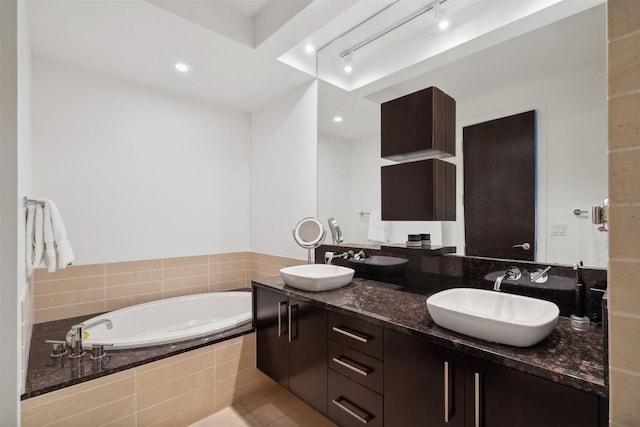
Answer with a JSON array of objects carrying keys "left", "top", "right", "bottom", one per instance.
[{"left": 570, "top": 261, "right": 590, "bottom": 330}]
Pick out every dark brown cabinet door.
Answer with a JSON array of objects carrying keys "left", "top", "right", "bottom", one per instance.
[
  {"left": 254, "top": 287, "right": 328, "bottom": 416},
  {"left": 381, "top": 159, "right": 456, "bottom": 221},
  {"left": 465, "top": 356, "right": 601, "bottom": 427},
  {"left": 288, "top": 299, "right": 328, "bottom": 415},
  {"left": 381, "top": 86, "right": 456, "bottom": 161},
  {"left": 255, "top": 287, "right": 289, "bottom": 388},
  {"left": 384, "top": 329, "right": 465, "bottom": 427},
  {"left": 463, "top": 110, "right": 536, "bottom": 261}
]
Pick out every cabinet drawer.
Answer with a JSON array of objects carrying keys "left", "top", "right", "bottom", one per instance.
[
  {"left": 329, "top": 339, "right": 383, "bottom": 394},
  {"left": 328, "top": 311, "right": 383, "bottom": 359},
  {"left": 328, "top": 370, "right": 383, "bottom": 427}
]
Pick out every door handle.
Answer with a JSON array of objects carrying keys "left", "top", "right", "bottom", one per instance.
[
  {"left": 277, "top": 301, "right": 288, "bottom": 337},
  {"left": 474, "top": 372, "right": 481, "bottom": 427},
  {"left": 512, "top": 242, "right": 531, "bottom": 250}
]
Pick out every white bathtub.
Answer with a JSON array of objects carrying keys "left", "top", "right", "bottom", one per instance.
[{"left": 74, "top": 292, "right": 252, "bottom": 350}]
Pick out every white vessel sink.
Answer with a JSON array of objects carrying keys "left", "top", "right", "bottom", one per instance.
[
  {"left": 280, "top": 264, "right": 355, "bottom": 292},
  {"left": 426, "top": 288, "right": 559, "bottom": 347}
]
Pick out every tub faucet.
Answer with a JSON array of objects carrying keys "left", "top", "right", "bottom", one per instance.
[
  {"left": 493, "top": 267, "right": 522, "bottom": 291},
  {"left": 68, "top": 318, "right": 113, "bottom": 359}
]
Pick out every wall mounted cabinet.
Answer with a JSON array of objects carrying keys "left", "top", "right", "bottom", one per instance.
[
  {"left": 254, "top": 287, "right": 328, "bottom": 415},
  {"left": 381, "top": 159, "right": 456, "bottom": 221},
  {"left": 381, "top": 86, "right": 456, "bottom": 161}
]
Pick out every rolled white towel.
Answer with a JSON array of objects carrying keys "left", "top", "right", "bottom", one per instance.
[
  {"left": 25, "top": 205, "right": 36, "bottom": 273},
  {"left": 43, "top": 203, "right": 57, "bottom": 272},
  {"left": 41, "top": 198, "right": 74, "bottom": 269},
  {"left": 32, "top": 205, "right": 45, "bottom": 269}
]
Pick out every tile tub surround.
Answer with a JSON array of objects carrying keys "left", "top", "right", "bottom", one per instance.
[
  {"left": 318, "top": 244, "right": 608, "bottom": 317},
  {"left": 32, "top": 252, "right": 306, "bottom": 324},
  {"left": 253, "top": 276, "right": 607, "bottom": 398},
  {"left": 23, "top": 313, "right": 253, "bottom": 399},
  {"left": 21, "top": 332, "right": 274, "bottom": 427}
]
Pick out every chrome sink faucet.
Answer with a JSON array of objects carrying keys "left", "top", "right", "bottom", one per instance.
[
  {"left": 68, "top": 318, "right": 113, "bottom": 359},
  {"left": 324, "top": 251, "right": 349, "bottom": 264},
  {"left": 493, "top": 267, "right": 522, "bottom": 291}
]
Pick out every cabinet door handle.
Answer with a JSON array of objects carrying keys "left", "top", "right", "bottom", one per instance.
[
  {"left": 444, "top": 361, "right": 451, "bottom": 423},
  {"left": 332, "top": 356, "right": 372, "bottom": 377},
  {"left": 332, "top": 326, "right": 370, "bottom": 343},
  {"left": 332, "top": 397, "right": 372, "bottom": 424},
  {"left": 277, "top": 301, "right": 288, "bottom": 337},
  {"left": 288, "top": 304, "right": 298, "bottom": 343},
  {"left": 474, "top": 372, "right": 481, "bottom": 427}
]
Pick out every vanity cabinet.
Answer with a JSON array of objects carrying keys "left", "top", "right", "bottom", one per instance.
[
  {"left": 465, "top": 356, "right": 602, "bottom": 427},
  {"left": 381, "top": 86, "right": 456, "bottom": 161},
  {"left": 328, "top": 311, "right": 384, "bottom": 427},
  {"left": 254, "top": 286, "right": 328, "bottom": 415},
  {"left": 384, "top": 329, "right": 465, "bottom": 427}
]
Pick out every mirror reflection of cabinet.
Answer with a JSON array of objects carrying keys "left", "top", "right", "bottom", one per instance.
[
  {"left": 381, "top": 87, "right": 456, "bottom": 161},
  {"left": 381, "top": 159, "right": 456, "bottom": 221}
]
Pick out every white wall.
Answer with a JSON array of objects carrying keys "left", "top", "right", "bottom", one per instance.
[
  {"left": 1, "top": 0, "right": 29, "bottom": 422},
  {"left": 251, "top": 81, "right": 318, "bottom": 259},
  {"left": 318, "top": 133, "right": 350, "bottom": 242},
  {"left": 31, "top": 58, "right": 251, "bottom": 265}
]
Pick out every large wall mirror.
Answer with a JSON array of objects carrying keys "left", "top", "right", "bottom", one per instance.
[{"left": 317, "top": 4, "right": 607, "bottom": 268}]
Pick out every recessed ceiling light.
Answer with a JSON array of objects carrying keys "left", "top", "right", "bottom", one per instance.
[
  {"left": 344, "top": 64, "right": 353, "bottom": 74},
  {"left": 343, "top": 52, "right": 353, "bottom": 74},
  {"left": 174, "top": 62, "right": 189, "bottom": 72},
  {"left": 333, "top": 116, "right": 343, "bottom": 123},
  {"left": 305, "top": 43, "right": 314, "bottom": 54},
  {"left": 438, "top": 19, "right": 450, "bottom": 30}
]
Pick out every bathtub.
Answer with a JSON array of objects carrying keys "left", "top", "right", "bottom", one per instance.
[{"left": 72, "top": 291, "right": 252, "bottom": 350}]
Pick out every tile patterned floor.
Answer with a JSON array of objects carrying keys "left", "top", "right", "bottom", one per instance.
[{"left": 189, "top": 382, "right": 337, "bottom": 427}]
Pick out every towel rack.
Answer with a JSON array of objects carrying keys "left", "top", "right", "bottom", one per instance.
[
  {"left": 358, "top": 211, "right": 370, "bottom": 217},
  {"left": 23, "top": 197, "right": 45, "bottom": 208}
]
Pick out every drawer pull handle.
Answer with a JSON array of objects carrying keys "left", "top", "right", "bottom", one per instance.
[
  {"left": 332, "top": 356, "right": 372, "bottom": 377},
  {"left": 277, "top": 301, "right": 287, "bottom": 338},
  {"left": 444, "top": 361, "right": 450, "bottom": 423},
  {"left": 332, "top": 326, "right": 370, "bottom": 343},
  {"left": 332, "top": 397, "right": 372, "bottom": 424}
]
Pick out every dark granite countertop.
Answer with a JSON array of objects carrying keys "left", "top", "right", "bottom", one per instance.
[
  {"left": 22, "top": 315, "right": 253, "bottom": 400},
  {"left": 252, "top": 276, "right": 607, "bottom": 398}
]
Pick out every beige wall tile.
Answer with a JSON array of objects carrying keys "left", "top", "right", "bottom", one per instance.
[
  {"left": 163, "top": 264, "right": 208, "bottom": 279},
  {"left": 608, "top": 31, "right": 640, "bottom": 97},
  {"left": 100, "top": 414, "right": 136, "bottom": 427},
  {"left": 610, "top": 369, "right": 640, "bottom": 425},
  {"left": 21, "top": 375, "right": 135, "bottom": 426},
  {"left": 250, "top": 252, "right": 261, "bottom": 262},
  {"left": 138, "top": 368, "right": 215, "bottom": 409},
  {"left": 137, "top": 383, "right": 215, "bottom": 426},
  {"left": 106, "top": 292, "right": 163, "bottom": 311},
  {"left": 215, "top": 353, "right": 256, "bottom": 381},
  {"left": 610, "top": 150, "right": 640, "bottom": 203},
  {"left": 216, "top": 339, "right": 256, "bottom": 365},
  {"left": 34, "top": 264, "right": 105, "bottom": 282},
  {"left": 46, "top": 396, "right": 136, "bottom": 427},
  {"left": 163, "top": 285, "right": 209, "bottom": 299},
  {"left": 608, "top": 0, "right": 640, "bottom": 41},
  {"left": 260, "top": 254, "right": 288, "bottom": 267},
  {"left": 105, "top": 259, "right": 162, "bottom": 275},
  {"left": 210, "top": 280, "right": 249, "bottom": 293},
  {"left": 105, "top": 281, "right": 162, "bottom": 299},
  {"left": 609, "top": 205, "right": 640, "bottom": 259},
  {"left": 609, "top": 313, "right": 640, "bottom": 372},
  {"left": 164, "top": 255, "right": 209, "bottom": 268},
  {"left": 137, "top": 350, "right": 216, "bottom": 391},
  {"left": 220, "top": 252, "right": 250, "bottom": 262},
  {"left": 609, "top": 92, "right": 640, "bottom": 151},
  {"left": 35, "top": 301, "right": 105, "bottom": 323},
  {"left": 221, "top": 260, "right": 249, "bottom": 272},
  {"left": 136, "top": 345, "right": 214, "bottom": 374},
  {"left": 164, "top": 275, "right": 208, "bottom": 290},
  {"left": 261, "top": 263, "right": 283, "bottom": 277},
  {"left": 285, "top": 257, "right": 306, "bottom": 267},
  {"left": 210, "top": 270, "right": 247, "bottom": 284},
  {"left": 608, "top": 261, "right": 640, "bottom": 313},
  {"left": 35, "top": 288, "right": 105, "bottom": 310},
  {"left": 34, "top": 275, "right": 105, "bottom": 296},
  {"left": 250, "top": 270, "right": 267, "bottom": 281},
  {"left": 106, "top": 270, "right": 162, "bottom": 287}
]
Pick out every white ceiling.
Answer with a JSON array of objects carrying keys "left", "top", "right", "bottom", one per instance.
[{"left": 26, "top": 0, "right": 605, "bottom": 120}]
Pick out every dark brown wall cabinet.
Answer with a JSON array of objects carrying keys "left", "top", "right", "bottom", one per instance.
[
  {"left": 381, "top": 86, "right": 456, "bottom": 161},
  {"left": 381, "top": 159, "right": 456, "bottom": 221},
  {"left": 254, "top": 287, "right": 328, "bottom": 415}
]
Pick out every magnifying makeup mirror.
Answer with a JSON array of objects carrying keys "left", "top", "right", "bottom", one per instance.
[{"left": 293, "top": 217, "right": 327, "bottom": 263}]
